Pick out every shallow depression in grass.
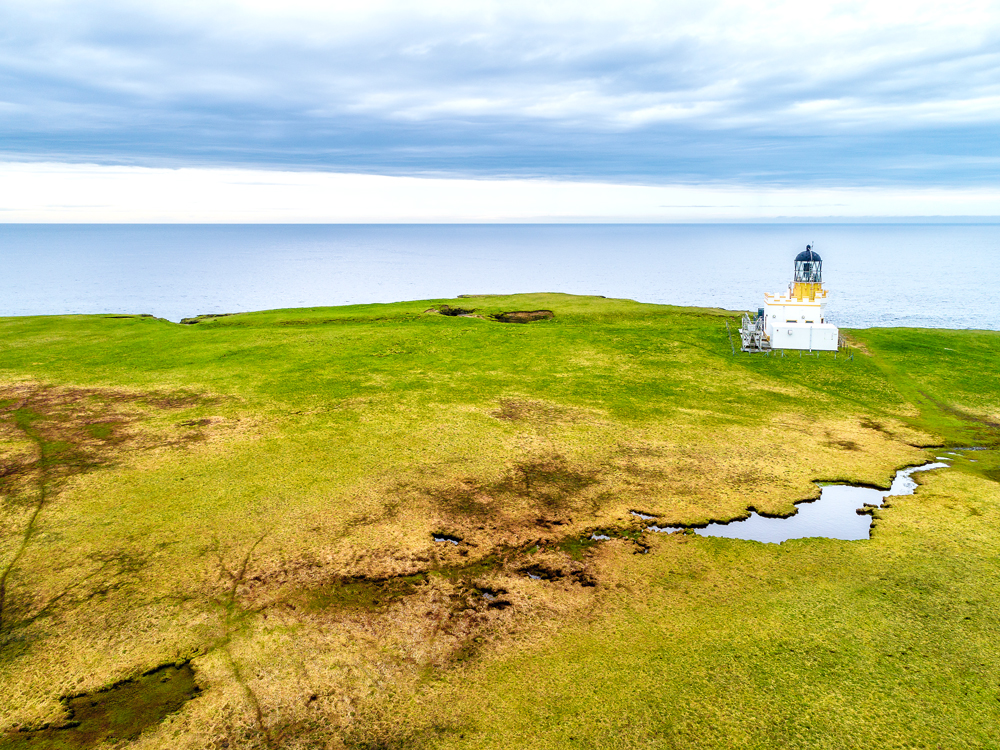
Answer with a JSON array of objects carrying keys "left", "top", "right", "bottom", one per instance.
[
  {"left": 650, "top": 461, "right": 952, "bottom": 544},
  {"left": 3, "top": 663, "right": 199, "bottom": 749}
]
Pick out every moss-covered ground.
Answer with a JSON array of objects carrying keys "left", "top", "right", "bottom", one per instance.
[{"left": 0, "top": 293, "right": 997, "bottom": 749}]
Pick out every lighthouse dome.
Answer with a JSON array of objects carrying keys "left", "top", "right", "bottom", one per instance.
[{"left": 795, "top": 246, "right": 821, "bottom": 263}]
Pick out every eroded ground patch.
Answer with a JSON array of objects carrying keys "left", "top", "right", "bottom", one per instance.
[
  {"left": 2, "top": 662, "right": 199, "bottom": 749},
  {"left": 491, "top": 310, "right": 554, "bottom": 323}
]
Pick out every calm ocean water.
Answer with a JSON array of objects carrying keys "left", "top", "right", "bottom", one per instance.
[{"left": 1, "top": 224, "right": 997, "bottom": 329}]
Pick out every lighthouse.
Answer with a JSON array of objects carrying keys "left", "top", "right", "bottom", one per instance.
[
  {"left": 760, "top": 245, "right": 839, "bottom": 351},
  {"left": 739, "top": 245, "right": 840, "bottom": 352}
]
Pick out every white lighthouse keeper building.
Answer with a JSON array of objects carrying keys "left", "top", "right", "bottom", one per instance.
[{"left": 761, "top": 246, "right": 839, "bottom": 351}]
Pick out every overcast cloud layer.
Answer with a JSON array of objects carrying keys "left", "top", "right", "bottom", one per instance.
[{"left": 2, "top": 0, "right": 1000, "bottom": 187}]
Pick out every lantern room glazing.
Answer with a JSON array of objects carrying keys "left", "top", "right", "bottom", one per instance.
[{"left": 794, "top": 245, "right": 822, "bottom": 283}]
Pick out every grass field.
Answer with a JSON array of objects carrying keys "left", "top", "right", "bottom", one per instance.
[{"left": 0, "top": 293, "right": 998, "bottom": 749}]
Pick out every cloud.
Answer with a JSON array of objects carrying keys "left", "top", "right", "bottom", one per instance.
[
  {"left": 3, "top": 162, "right": 999, "bottom": 222},
  {"left": 1, "top": 0, "right": 999, "bottom": 185}
]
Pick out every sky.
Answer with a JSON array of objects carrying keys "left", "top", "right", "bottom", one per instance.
[{"left": 2, "top": 0, "right": 999, "bottom": 221}]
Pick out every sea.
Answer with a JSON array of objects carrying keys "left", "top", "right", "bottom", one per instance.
[{"left": 1, "top": 223, "right": 997, "bottom": 329}]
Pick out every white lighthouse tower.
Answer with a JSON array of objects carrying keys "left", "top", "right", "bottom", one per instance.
[
  {"left": 740, "top": 246, "right": 839, "bottom": 352},
  {"left": 761, "top": 245, "right": 839, "bottom": 351}
]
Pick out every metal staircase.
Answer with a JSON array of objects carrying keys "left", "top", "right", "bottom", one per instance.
[{"left": 739, "top": 312, "right": 771, "bottom": 352}]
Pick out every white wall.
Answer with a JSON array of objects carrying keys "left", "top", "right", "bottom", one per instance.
[{"left": 770, "top": 323, "right": 838, "bottom": 351}]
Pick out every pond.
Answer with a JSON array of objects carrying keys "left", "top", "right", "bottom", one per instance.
[{"left": 648, "top": 460, "right": 952, "bottom": 544}]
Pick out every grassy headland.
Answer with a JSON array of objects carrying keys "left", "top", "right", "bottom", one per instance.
[{"left": 0, "top": 293, "right": 997, "bottom": 749}]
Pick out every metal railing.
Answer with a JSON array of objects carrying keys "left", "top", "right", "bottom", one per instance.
[{"left": 738, "top": 313, "right": 770, "bottom": 352}]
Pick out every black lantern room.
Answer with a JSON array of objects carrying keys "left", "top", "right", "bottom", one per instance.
[{"left": 794, "top": 245, "right": 822, "bottom": 283}]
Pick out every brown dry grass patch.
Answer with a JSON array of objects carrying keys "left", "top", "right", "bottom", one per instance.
[
  {"left": 489, "top": 397, "right": 600, "bottom": 426},
  {"left": 491, "top": 310, "right": 554, "bottom": 323}
]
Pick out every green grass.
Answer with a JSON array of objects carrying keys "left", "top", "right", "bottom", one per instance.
[{"left": 0, "top": 294, "right": 998, "bottom": 749}]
